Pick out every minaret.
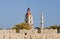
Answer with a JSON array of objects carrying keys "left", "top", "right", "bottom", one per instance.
[
  {"left": 25, "top": 8, "right": 33, "bottom": 27},
  {"left": 41, "top": 11, "right": 44, "bottom": 29}
]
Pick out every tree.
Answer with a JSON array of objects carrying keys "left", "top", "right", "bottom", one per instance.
[
  {"left": 45, "top": 25, "right": 60, "bottom": 29},
  {"left": 0, "top": 28, "right": 3, "bottom": 30},
  {"left": 20, "top": 23, "right": 32, "bottom": 30},
  {"left": 12, "top": 22, "right": 32, "bottom": 33},
  {"left": 58, "top": 25, "right": 60, "bottom": 29},
  {"left": 49, "top": 26, "right": 58, "bottom": 29}
]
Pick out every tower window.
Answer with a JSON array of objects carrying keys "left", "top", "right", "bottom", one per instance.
[
  {"left": 30, "top": 21, "right": 31, "bottom": 23},
  {"left": 30, "top": 16, "right": 31, "bottom": 19}
]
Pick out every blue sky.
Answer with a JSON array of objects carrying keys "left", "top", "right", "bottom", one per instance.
[{"left": 0, "top": 0, "right": 60, "bottom": 28}]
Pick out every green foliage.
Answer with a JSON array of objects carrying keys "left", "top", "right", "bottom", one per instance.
[
  {"left": 45, "top": 27, "right": 50, "bottom": 29},
  {"left": 0, "top": 28, "right": 3, "bottom": 30},
  {"left": 20, "top": 23, "right": 32, "bottom": 30},
  {"left": 49, "top": 26, "right": 58, "bottom": 29},
  {"left": 45, "top": 25, "right": 60, "bottom": 29},
  {"left": 12, "top": 22, "right": 32, "bottom": 33}
]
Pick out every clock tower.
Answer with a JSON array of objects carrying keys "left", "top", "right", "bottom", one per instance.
[{"left": 25, "top": 8, "right": 33, "bottom": 27}]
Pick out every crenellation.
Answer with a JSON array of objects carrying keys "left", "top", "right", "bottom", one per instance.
[
  {"left": 0, "top": 28, "right": 60, "bottom": 39},
  {"left": 0, "top": 29, "right": 59, "bottom": 39}
]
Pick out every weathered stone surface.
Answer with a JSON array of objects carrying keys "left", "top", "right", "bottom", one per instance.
[{"left": 0, "top": 29, "right": 60, "bottom": 39}]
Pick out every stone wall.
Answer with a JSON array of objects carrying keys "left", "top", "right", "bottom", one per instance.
[{"left": 0, "top": 29, "right": 60, "bottom": 39}]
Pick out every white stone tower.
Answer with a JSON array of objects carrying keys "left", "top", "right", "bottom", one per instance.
[
  {"left": 25, "top": 8, "right": 33, "bottom": 26},
  {"left": 41, "top": 11, "right": 44, "bottom": 29}
]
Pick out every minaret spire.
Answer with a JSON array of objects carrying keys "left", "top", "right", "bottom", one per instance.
[{"left": 41, "top": 11, "right": 44, "bottom": 29}]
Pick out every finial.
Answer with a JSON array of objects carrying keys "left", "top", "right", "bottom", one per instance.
[
  {"left": 27, "top": 7, "right": 30, "bottom": 12},
  {"left": 42, "top": 11, "right": 43, "bottom": 19}
]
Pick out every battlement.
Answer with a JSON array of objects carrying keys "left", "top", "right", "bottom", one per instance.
[{"left": 0, "top": 29, "right": 60, "bottom": 39}]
